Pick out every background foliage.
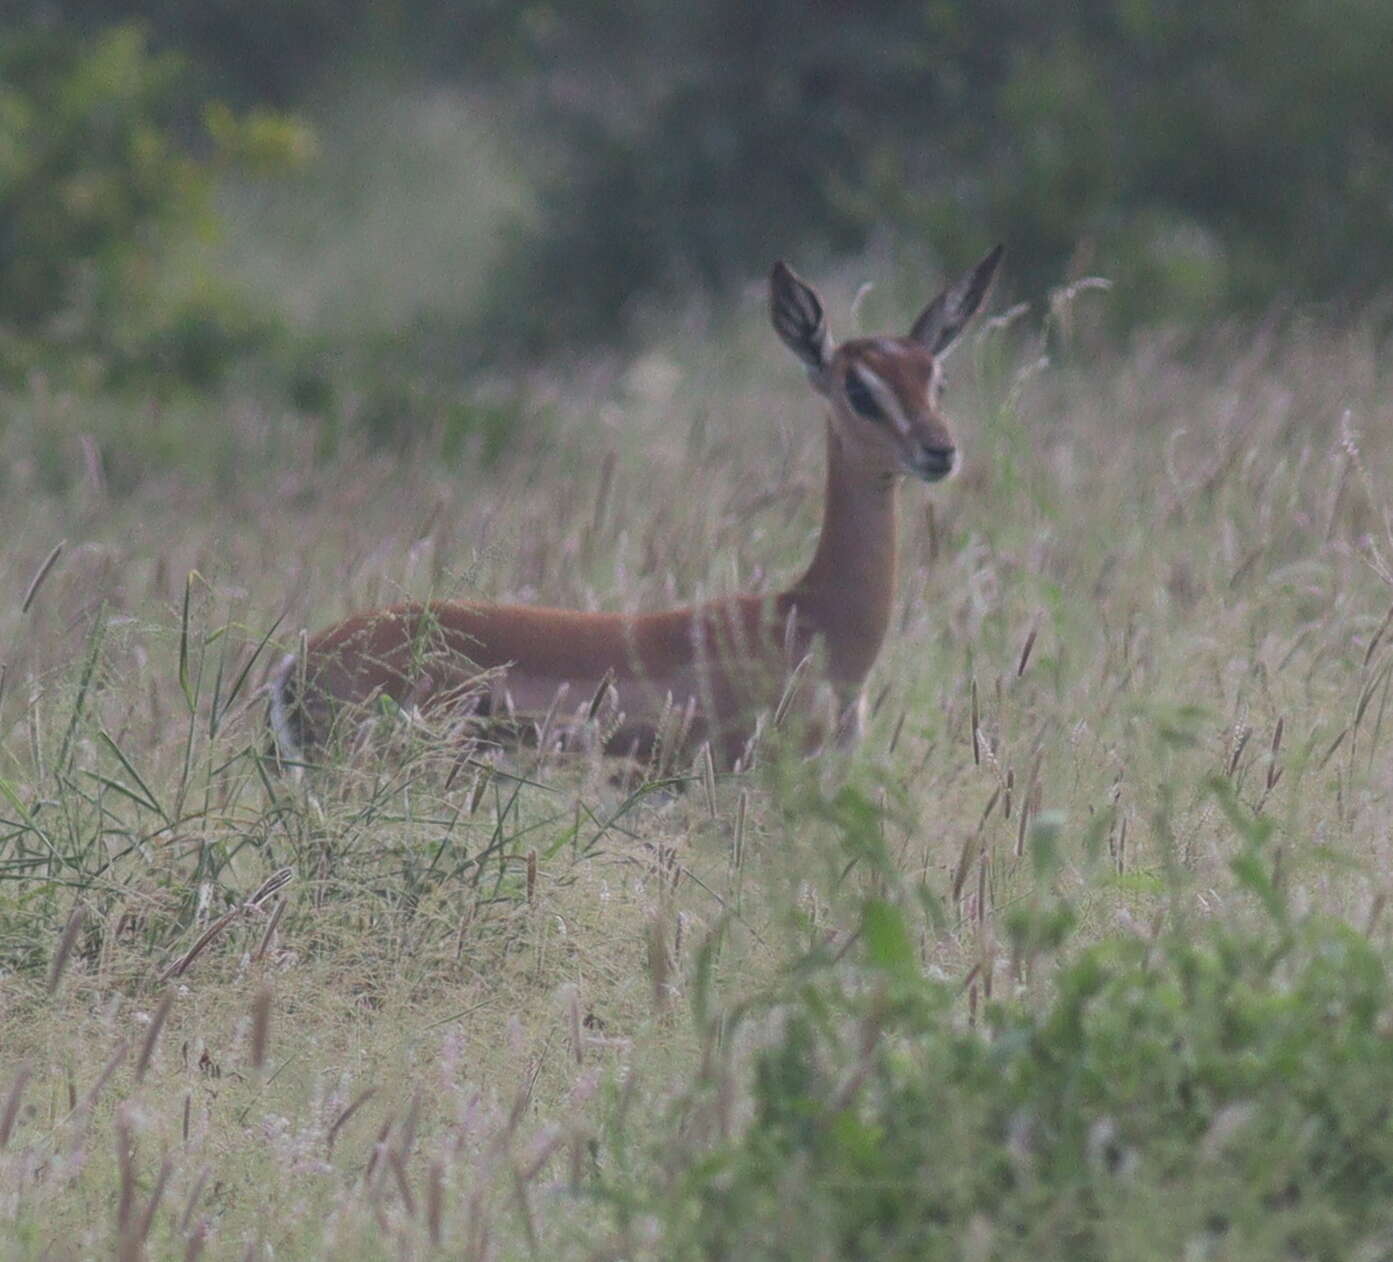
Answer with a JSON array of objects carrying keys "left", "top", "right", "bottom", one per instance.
[
  {"left": 0, "top": 21, "right": 312, "bottom": 388},
  {"left": 5, "top": 0, "right": 1393, "bottom": 380}
]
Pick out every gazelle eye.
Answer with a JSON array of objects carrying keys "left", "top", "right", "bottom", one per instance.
[{"left": 844, "top": 371, "right": 883, "bottom": 422}]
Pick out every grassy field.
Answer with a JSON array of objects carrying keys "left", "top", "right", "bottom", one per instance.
[{"left": 5, "top": 104, "right": 1393, "bottom": 1257}]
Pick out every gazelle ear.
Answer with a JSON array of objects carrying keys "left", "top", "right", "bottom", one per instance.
[
  {"left": 909, "top": 244, "right": 1004, "bottom": 356},
  {"left": 770, "top": 260, "right": 833, "bottom": 373}
]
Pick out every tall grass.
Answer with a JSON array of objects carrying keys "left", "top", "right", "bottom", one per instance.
[{"left": 4, "top": 96, "right": 1393, "bottom": 1255}]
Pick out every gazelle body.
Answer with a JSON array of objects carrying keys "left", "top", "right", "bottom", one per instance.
[{"left": 269, "top": 246, "right": 1002, "bottom": 768}]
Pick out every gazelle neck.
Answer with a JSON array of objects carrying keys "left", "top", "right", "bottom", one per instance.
[{"left": 785, "top": 417, "right": 900, "bottom": 685}]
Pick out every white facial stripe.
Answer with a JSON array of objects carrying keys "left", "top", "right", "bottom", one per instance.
[
  {"left": 927, "top": 360, "right": 944, "bottom": 405},
  {"left": 850, "top": 364, "right": 911, "bottom": 434}
]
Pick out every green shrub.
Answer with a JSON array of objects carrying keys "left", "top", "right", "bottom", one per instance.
[
  {"left": 0, "top": 25, "right": 205, "bottom": 336},
  {"left": 605, "top": 791, "right": 1393, "bottom": 1259},
  {"left": 0, "top": 21, "right": 310, "bottom": 387}
]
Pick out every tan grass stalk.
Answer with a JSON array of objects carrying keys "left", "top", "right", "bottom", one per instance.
[
  {"left": 468, "top": 764, "right": 492, "bottom": 814},
  {"left": 364, "top": 1114, "right": 395, "bottom": 1180},
  {"left": 426, "top": 1159, "right": 444, "bottom": 1246},
  {"left": 252, "top": 896, "right": 287, "bottom": 965},
  {"left": 135, "top": 991, "right": 174, "bottom": 1083},
  {"left": 698, "top": 742, "right": 717, "bottom": 818},
  {"left": 569, "top": 1132, "right": 587, "bottom": 1188},
  {"left": 182, "top": 1221, "right": 208, "bottom": 1262},
  {"left": 731, "top": 790, "right": 747, "bottom": 874},
  {"left": 0, "top": 1062, "right": 31, "bottom": 1150},
  {"left": 398, "top": 1091, "right": 421, "bottom": 1163},
  {"left": 1226, "top": 727, "right": 1251, "bottom": 778},
  {"left": 976, "top": 786, "right": 1002, "bottom": 833},
  {"left": 1016, "top": 619, "right": 1039, "bottom": 677},
  {"left": 389, "top": 1149, "right": 417, "bottom": 1217},
  {"left": 47, "top": 904, "right": 85, "bottom": 993},
  {"left": 160, "top": 868, "right": 292, "bottom": 981},
  {"left": 887, "top": 709, "right": 907, "bottom": 756},
  {"left": 159, "top": 909, "right": 238, "bottom": 982},
  {"left": 132, "top": 1156, "right": 173, "bottom": 1254},
  {"left": 21, "top": 540, "right": 65, "bottom": 613},
  {"left": 249, "top": 985, "right": 272, "bottom": 1072},
  {"left": 589, "top": 449, "right": 616, "bottom": 541},
  {"left": 646, "top": 912, "right": 672, "bottom": 1014},
  {"left": 179, "top": 1167, "right": 211, "bottom": 1233},
  {"left": 461, "top": 1187, "right": 491, "bottom": 1262},
  {"left": 1317, "top": 724, "right": 1348, "bottom": 770},
  {"left": 1365, "top": 893, "right": 1388, "bottom": 938},
  {"left": 520, "top": 1127, "right": 565, "bottom": 1182},
  {"left": 970, "top": 678, "right": 981, "bottom": 766},
  {"left": 951, "top": 834, "right": 981, "bottom": 904},
  {"left": 567, "top": 986, "right": 584, "bottom": 1065},
  {"left": 327, "top": 1089, "right": 376, "bottom": 1156},
  {"left": 533, "top": 682, "right": 569, "bottom": 768},
  {"left": 73, "top": 1040, "right": 130, "bottom": 1132},
  {"left": 771, "top": 655, "right": 812, "bottom": 730},
  {"left": 1355, "top": 664, "right": 1392, "bottom": 737},
  {"left": 115, "top": 1115, "right": 136, "bottom": 1248},
  {"left": 585, "top": 667, "right": 617, "bottom": 723},
  {"left": 512, "top": 1170, "right": 539, "bottom": 1256},
  {"left": 1363, "top": 600, "right": 1393, "bottom": 667}
]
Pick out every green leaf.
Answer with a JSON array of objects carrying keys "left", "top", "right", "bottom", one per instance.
[
  {"left": 862, "top": 898, "right": 917, "bottom": 984},
  {"left": 1030, "top": 811, "right": 1065, "bottom": 879}
]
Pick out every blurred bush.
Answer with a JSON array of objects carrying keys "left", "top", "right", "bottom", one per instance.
[
  {"left": 604, "top": 786, "right": 1393, "bottom": 1258},
  {"left": 0, "top": 27, "right": 202, "bottom": 340},
  {"left": 21, "top": 0, "right": 543, "bottom": 105},
  {"left": 8, "top": 0, "right": 1393, "bottom": 362},
  {"left": 635, "top": 909, "right": 1393, "bottom": 1258},
  {"left": 0, "top": 21, "right": 311, "bottom": 388},
  {"left": 488, "top": 0, "right": 1393, "bottom": 343}
]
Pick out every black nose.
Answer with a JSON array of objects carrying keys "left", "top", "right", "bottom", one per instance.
[{"left": 913, "top": 445, "right": 955, "bottom": 479}]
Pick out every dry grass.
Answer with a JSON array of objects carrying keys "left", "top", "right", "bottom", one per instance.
[{"left": 3, "top": 269, "right": 1393, "bottom": 1255}]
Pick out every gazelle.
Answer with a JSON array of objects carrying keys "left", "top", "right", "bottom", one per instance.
[{"left": 269, "top": 246, "right": 1002, "bottom": 769}]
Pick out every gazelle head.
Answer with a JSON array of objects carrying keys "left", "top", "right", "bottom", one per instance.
[{"left": 770, "top": 246, "right": 1002, "bottom": 482}]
